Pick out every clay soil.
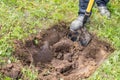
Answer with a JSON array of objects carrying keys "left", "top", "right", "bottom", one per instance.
[{"left": 0, "top": 22, "right": 114, "bottom": 80}]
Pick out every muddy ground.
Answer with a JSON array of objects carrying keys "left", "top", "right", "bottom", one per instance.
[{"left": 0, "top": 22, "right": 114, "bottom": 80}]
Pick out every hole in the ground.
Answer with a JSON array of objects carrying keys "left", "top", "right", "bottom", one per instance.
[{"left": 0, "top": 22, "right": 114, "bottom": 80}]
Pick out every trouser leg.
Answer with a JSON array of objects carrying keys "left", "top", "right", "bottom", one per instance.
[{"left": 78, "top": 0, "right": 89, "bottom": 15}]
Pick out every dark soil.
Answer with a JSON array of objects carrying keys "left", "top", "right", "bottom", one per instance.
[{"left": 0, "top": 22, "right": 114, "bottom": 80}]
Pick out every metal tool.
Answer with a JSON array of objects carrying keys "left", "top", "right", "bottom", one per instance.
[{"left": 69, "top": 0, "right": 95, "bottom": 46}]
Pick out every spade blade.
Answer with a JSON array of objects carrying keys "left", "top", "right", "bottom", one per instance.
[
  {"left": 79, "top": 27, "right": 92, "bottom": 46},
  {"left": 68, "top": 27, "right": 92, "bottom": 47}
]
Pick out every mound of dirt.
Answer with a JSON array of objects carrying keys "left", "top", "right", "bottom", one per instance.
[{"left": 0, "top": 22, "right": 114, "bottom": 80}]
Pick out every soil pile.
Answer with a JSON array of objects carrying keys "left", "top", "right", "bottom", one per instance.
[{"left": 0, "top": 22, "right": 114, "bottom": 80}]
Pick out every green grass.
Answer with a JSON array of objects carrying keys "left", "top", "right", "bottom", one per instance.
[
  {"left": 21, "top": 66, "right": 38, "bottom": 80},
  {"left": 0, "top": 0, "right": 120, "bottom": 80}
]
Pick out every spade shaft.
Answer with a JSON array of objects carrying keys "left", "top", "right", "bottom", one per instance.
[{"left": 83, "top": 0, "right": 95, "bottom": 24}]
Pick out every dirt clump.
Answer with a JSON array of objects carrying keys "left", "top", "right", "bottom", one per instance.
[
  {"left": 0, "top": 63, "right": 22, "bottom": 79},
  {"left": 0, "top": 22, "right": 114, "bottom": 80}
]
